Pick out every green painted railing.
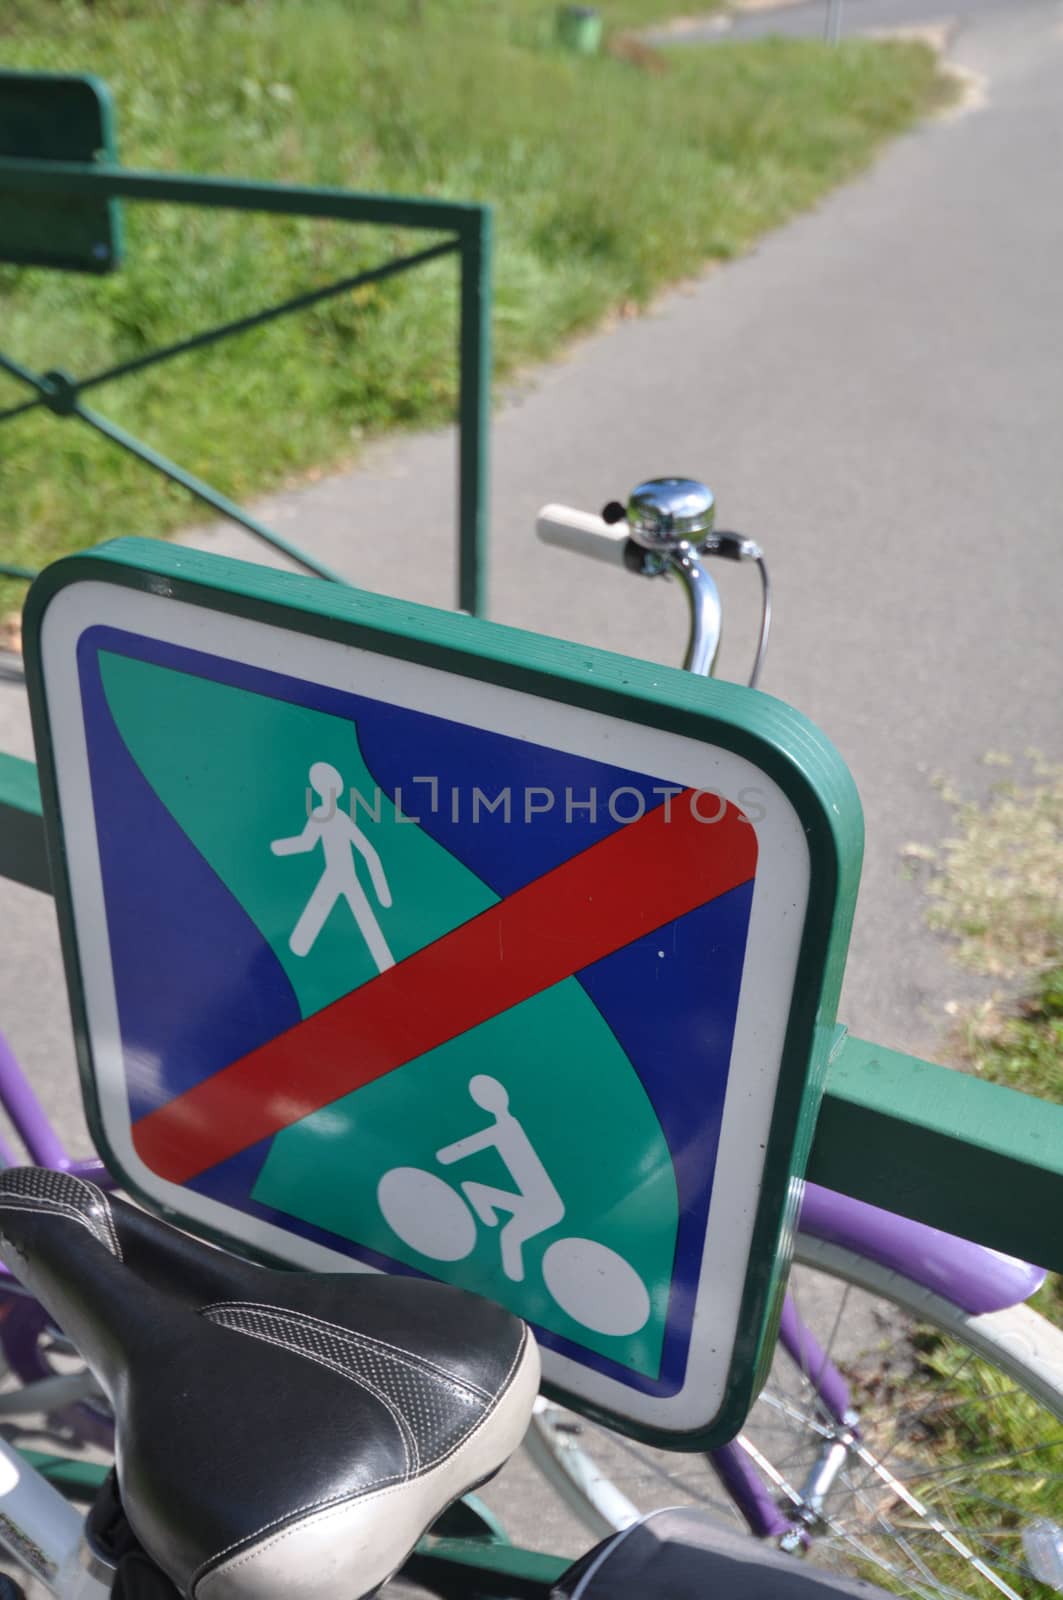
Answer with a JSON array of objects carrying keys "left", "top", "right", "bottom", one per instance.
[
  {"left": 813, "top": 1035, "right": 1063, "bottom": 1271},
  {"left": 0, "top": 146, "right": 491, "bottom": 614},
  {"left": 0, "top": 752, "right": 47, "bottom": 897},
  {"left": 2, "top": 745, "right": 1060, "bottom": 1272}
]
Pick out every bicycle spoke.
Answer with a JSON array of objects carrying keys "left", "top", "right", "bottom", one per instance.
[
  {"left": 815, "top": 1489, "right": 976, "bottom": 1600},
  {"left": 818, "top": 1526, "right": 989, "bottom": 1600},
  {"left": 846, "top": 1347, "right": 982, "bottom": 1501},
  {"left": 758, "top": 1389, "right": 837, "bottom": 1440},
  {"left": 901, "top": 1448, "right": 1063, "bottom": 1488},
  {"left": 735, "top": 1431, "right": 805, "bottom": 1508},
  {"left": 848, "top": 1441, "right": 1026, "bottom": 1599}
]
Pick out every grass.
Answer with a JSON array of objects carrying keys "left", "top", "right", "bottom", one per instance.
[
  {"left": 961, "top": 964, "right": 1063, "bottom": 1105},
  {"left": 1, "top": 0, "right": 731, "bottom": 34},
  {"left": 920, "top": 755, "right": 1063, "bottom": 978},
  {"left": 1, "top": 1, "right": 950, "bottom": 610}
]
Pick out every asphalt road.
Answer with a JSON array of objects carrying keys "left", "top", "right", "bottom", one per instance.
[
  {"left": 648, "top": 0, "right": 1018, "bottom": 43},
  {"left": 0, "top": 0, "right": 1060, "bottom": 1563}
]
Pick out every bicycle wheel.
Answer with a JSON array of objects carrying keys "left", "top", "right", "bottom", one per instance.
[{"left": 526, "top": 1235, "right": 1063, "bottom": 1600}]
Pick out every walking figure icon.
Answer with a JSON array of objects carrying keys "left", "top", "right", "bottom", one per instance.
[
  {"left": 378, "top": 1075, "right": 651, "bottom": 1337},
  {"left": 271, "top": 760, "right": 394, "bottom": 970}
]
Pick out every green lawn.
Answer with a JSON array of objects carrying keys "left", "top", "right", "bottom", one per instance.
[
  {"left": 2, "top": 0, "right": 730, "bottom": 36},
  {"left": 1, "top": 1, "right": 951, "bottom": 608}
]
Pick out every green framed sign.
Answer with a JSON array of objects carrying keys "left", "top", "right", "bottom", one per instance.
[
  {"left": 24, "top": 540, "right": 862, "bottom": 1448},
  {"left": 0, "top": 72, "right": 122, "bottom": 274}
]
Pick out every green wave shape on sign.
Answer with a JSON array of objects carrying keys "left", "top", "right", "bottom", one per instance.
[{"left": 100, "top": 651, "right": 679, "bottom": 1375}]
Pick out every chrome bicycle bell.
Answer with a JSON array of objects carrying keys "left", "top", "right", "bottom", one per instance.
[{"left": 625, "top": 477, "right": 716, "bottom": 553}]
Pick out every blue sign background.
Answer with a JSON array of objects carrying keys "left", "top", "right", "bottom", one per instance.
[{"left": 78, "top": 625, "right": 755, "bottom": 1395}]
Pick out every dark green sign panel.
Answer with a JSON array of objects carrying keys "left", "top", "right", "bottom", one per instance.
[
  {"left": 25, "top": 539, "right": 862, "bottom": 1448},
  {"left": 0, "top": 71, "right": 122, "bottom": 274}
]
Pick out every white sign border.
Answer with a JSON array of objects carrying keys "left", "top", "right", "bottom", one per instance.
[{"left": 41, "top": 579, "right": 812, "bottom": 1435}]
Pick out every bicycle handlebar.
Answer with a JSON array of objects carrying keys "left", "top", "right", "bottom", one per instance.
[
  {"left": 535, "top": 481, "right": 771, "bottom": 687},
  {"left": 535, "top": 504, "right": 631, "bottom": 567}
]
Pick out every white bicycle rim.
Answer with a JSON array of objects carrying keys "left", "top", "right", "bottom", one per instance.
[{"left": 526, "top": 1236, "right": 1063, "bottom": 1600}]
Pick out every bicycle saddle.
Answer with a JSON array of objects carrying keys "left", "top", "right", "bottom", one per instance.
[{"left": 0, "top": 1167, "right": 539, "bottom": 1599}]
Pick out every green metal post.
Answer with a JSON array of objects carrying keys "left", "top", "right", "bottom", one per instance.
[
  {"left": 809, "top": 1033, "right": 1063, "bottom": 1268},
  {"left": 0, "top": 752, "right": 50, "bottom": 892},
  {"left": 458, "top": 209, "right": 492, "bottom": 617},
  {"left": 408, "top": 1535, "right": 566, "bottom": 1594}
]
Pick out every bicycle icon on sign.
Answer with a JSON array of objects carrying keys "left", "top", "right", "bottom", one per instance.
[{"left": 377, "top": 1075, "right": 651, "bottom": 1338}]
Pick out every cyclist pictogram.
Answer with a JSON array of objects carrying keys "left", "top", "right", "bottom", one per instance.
[{"left": 377, "top": 1075, "right": 651, "bottom": 1338}]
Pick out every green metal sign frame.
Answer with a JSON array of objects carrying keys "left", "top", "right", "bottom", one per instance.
[
  {"left": 24, "top": 536, "right": 863, "bottom": 1450},
  {"left": 0, "top": 71, "right": 491, "bottom": 614}
]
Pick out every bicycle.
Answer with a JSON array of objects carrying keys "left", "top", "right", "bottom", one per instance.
[
  {"left": 0, "top": 483, "right": 1057, "bottom": 1600},
  {"left": 528, "top": 478, "right": 1063, "bottom": 1600}
]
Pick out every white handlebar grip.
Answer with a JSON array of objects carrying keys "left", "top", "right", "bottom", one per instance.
[{"left": 536, "top": 504, "right": 630, "bottom": 567}]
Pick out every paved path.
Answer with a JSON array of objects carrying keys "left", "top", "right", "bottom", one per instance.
[
  {"left": 0, "top": 0, "right": 1060, "bottom": 1556},
  {"left": 649, "top": 0, "right": 1014, "bottom": 43}
]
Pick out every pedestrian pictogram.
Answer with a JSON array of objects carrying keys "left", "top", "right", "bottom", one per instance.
[{"left": 272, "top": 760, "right": 394, "bottom": 969}]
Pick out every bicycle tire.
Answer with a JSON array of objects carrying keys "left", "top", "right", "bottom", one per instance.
[{"left": 526, "top": 1234, "right": 1063, "bottom": 1600}]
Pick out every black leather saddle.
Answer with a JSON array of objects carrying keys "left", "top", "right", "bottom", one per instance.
[{"left": 0, "top": 1167, "right": 538, "bottom": 1599}]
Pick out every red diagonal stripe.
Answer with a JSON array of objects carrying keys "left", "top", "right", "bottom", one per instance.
[{"left": 133, "top": 791, "right": 756, "bottom": 1184}]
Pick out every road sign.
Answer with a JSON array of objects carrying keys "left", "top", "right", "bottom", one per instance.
[{"left": 25, "top": 540, "right": 862, "bottom": 1446}]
